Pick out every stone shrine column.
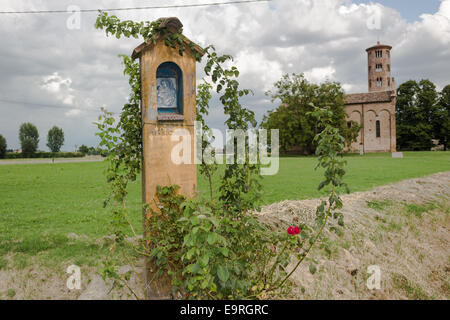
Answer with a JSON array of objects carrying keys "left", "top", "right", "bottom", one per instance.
[{"left": 131, "top": 17, "right": 204, "bottom": 298}]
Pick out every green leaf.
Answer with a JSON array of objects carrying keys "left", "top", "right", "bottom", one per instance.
[
  {"left": 186, "top": 248, "right": 195, "bottom": 260},
  {"left": 199, "top": 254, "right": 209, "bottom": 267},
  {"left": 207, "top": 233, "right": 217, "bottom": 245},
  {"left": 201, "top": 279, "right": 209, "bottom": 289},
  {"left": 217, "top": 266, "right": 230, "bottom": 282},
  {"left": 186, "top": 263, "right": 201, "bottom": 274},
  {"left": 220, "top": 247, "right": 229, "bottom": 257}
]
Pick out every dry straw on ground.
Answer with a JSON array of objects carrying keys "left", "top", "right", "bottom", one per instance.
[{"left": 258, "top": 171, "right": 450, "bottom": 300}]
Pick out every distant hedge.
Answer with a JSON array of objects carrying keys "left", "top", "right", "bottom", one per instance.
[{"left": 5, "top": 152, "right": 84, "bottom": 159}]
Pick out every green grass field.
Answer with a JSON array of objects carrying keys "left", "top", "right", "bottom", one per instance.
[
  {"left": 0, "top": 151, "right": 449, "bottom": 269},
  {"left": 200, "top": 151, "right": 450, "bottom": 205}
]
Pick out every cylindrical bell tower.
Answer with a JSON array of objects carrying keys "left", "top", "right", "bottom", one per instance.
[{"left": 366, "top": 41, "right": 394, "bottom": 92}]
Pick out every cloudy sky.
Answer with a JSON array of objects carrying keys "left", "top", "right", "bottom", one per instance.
[{"left": 0, "top": 0, "right": 449, "bottom": 151}]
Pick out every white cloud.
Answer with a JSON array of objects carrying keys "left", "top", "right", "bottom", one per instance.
[
  {"left": 234, "top": 50, "right": 283, "bottom": 92},
  {"left": 305, "top": 66, "right": 336, "bottom": 83},
  {"left": 40, "top": 72, "right": 75, "bottom": 105},
  {"left": 342, "top": 83, "right": 354, "bottom": 92},
  {"left": 65, "top": 109, "right": 81, "bottom": 117}
]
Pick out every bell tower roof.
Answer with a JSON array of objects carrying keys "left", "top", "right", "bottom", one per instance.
[{"left": 366, "top": 41, "right": 392, "bottom": 52}]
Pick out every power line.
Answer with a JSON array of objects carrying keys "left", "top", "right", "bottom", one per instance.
[{"left": 0, "top": 0, "right": 270, "bottom": 14}]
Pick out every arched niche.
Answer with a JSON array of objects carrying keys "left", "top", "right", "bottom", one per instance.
[
  {"left": 349, "top": 110, "right": 362, "bottom": 125},
  {"left": 365, "top": 110, "right": 377, "bottom": 139},
  {"left": 378, "top": 109, "right": 391, "bottom": 144},
  {"left": 156, "top": 61, "right": 183, "bottom": 115}
]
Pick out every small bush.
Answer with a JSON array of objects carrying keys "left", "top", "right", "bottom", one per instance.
[{"left": 143, "top": 185, "right": 301, "bottom": 299}]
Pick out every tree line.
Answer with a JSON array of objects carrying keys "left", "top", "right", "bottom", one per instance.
[
  {"left": 396, "top": 81, "right": 449, "bottom": 151},
  {"left": 0, "top": 123, "right": 65, "bottom": 159},
  {"left": 77, "top": 144, "right": 104, "bottom": 156},
  {"left": 0, "top": 123, "right": 104, "bottom": 159}
]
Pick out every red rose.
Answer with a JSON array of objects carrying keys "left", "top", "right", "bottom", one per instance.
[
  {"left": 287, "top": 225, "right": 301, "bottom": 236},
  {"left": 287, "top": 226, "right": 295, "bottom": 235}
]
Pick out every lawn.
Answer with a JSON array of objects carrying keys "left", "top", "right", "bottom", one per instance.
[
  {"left": 0, "top": 151, "right": 449, "bottom": 269},
  {"left": 199, "top": 151, "right": 450, "bottom": 204}
]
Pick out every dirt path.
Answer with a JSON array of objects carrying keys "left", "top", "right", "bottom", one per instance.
[{"left": 1, "top": 171, "right": 449, "bottom": 299}]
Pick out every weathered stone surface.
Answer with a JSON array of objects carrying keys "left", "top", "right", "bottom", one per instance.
[
  {"left": 159, "top": 17, "right": 183, "bottom": 33},
  {"left": 131, "top": 21, "right": 203, "bottom": 60},
  {"left": 157, "top": 114, "right": 184, "bottom": 121}
]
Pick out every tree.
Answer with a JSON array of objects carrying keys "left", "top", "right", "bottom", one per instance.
[
  {"left": 0, "top": 134, "right": 6, "bottom": 159},
  {"left": 47, "top": 126, "right": 65, "bottom": 162},
  {"left": 19, "top": 123, "right": 39, "bottom": 157},
  {"left": 434, "top": 85, "right": 450, "bottom": 150},
  {"left": 47, "top": 126, "right": 64, "bottom": 153},
  {"left": 396, "top": 80, "right": 439, "bottom": 150},
  {"left": 262, "top": 73, "right": 359, "bottom": 154},
  {"left": 78, "top": 144, "right": 89, "bottom": 155}
]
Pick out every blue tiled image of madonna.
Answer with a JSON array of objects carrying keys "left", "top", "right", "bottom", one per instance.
[{"left": 157, "top": 78, "right": 177, "bottom": 109}]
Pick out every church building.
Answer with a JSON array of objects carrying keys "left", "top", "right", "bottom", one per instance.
[{"left": 345, "top": 42, "right": 397, "bottom": 153}]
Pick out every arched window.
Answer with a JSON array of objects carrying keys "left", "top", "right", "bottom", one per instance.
[
  {"left": 156, "top": 62, "right": 183, "bottom": 115},
  {"left": 376, "top": 120, "right": 381, "bottom": 138},
  {"left": 377, "top": 78, "right": 382, "bottom": 87}
]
